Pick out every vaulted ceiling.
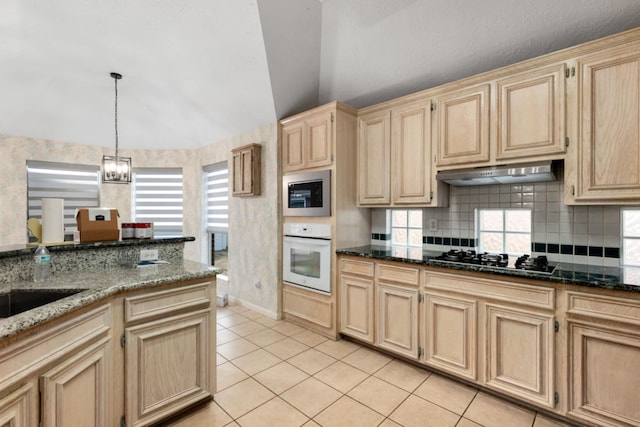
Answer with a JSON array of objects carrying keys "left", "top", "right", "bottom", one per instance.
[{"left": 1, "top": 0, "right": 639, "bottom": 150}]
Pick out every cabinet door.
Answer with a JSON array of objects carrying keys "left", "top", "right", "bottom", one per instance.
[
  {"left": 391, "top": 100, "right": 433, "bottom": 204},
  {"left": 424, "top": 293, "right": 477, "bottom": 380},
  {"left": 358, "top": 110, "right": 391, "bottom": 205},
  {"left": 232, "top": 144, "right": 261, "bottom": 197},
  {"left": 306, "top": 113, "right": 333, "bottom": 169},
  {"left": 339, "top": 275, "right": 374, "bottom": 343},
  {"left": 485, "top": 304, "right": 555, "bottom": 408},
  {"left": 282, "top": 122, "right": 306, "bottom": 172},
  {"left": 568, "top": 322, "right": 640, "bottom": 427},
  {"left": 376, "top": 282, "right": 419, "bottom": 359},
  {"left": 125, "top": 310, "right": 213, "bottom": 427},
  {"left": 0, "top": 383, "right": 34, "bottom": 427},
  {"left": 496, "top": 64, "right": 566, "bottom": 160},
  {"left": 40, "top": 337, "right": 112, "bottom": 427},
  {"left": 436, "top": 84, "right": 490, "bottom": 167},
  {"left": 573, "top": 43, "right": 640, "bottom": 202}
]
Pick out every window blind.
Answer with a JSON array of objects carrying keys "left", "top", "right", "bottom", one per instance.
[
  {"left": 133, "top": 168, "right": 183, "bottom": 237},
  {"left": 204, "top": 162, "right": 229, "bottom": 233},
  {"left": 26, "top": 160, "right": 100, "bottom": 231}
]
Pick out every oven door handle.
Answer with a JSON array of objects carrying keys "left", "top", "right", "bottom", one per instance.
[{"left": 283, "top": 235, "right": 331, "bottom": 243}]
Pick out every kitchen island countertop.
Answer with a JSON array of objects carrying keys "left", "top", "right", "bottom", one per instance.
[
  {"left": 337, "top": 245, "right": 640, "bottom": 294},
  {"left": 0, "top": 259, "right": 221, "bottom": 340}
]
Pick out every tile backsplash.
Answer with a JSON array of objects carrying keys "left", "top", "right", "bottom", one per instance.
[{"left": 371, "top": 176, "right": 623, "bottom": 268}]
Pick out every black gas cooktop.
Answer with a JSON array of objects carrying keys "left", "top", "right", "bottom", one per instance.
[{"left": 433, "top": 250, "right": 556, "bottom": 274}]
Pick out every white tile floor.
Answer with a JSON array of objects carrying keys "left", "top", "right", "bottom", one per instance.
[{"left": 166, "top": 304, "right": 574, "bottom": 427}]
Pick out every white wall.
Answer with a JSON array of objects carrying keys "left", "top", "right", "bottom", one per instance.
[
  {"left": 319, "top": 0, "right": 640, "bottom": 108},
  {"left": 196, "top": 123, "right": 281, "bottom": 317},
  {"left": 0, "top": 124, "right": 281, "bottom": 317}
]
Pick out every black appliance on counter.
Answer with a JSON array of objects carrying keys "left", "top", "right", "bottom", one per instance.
[{"left": 434, "top": 250, "right": 556, "bottom": 274}]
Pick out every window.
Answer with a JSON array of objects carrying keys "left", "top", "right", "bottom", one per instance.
[
  {"left": 622, "top": 208, "right": 640, "bottom": 267},
  {"left": 477, "top": 208, "right": 531, "bottom": 255},
  {"left": 391, "top": 209, "right": 422, "bottom": 247},
  {"left": 133, "top": 168, "right": 183, "bottom": 238},
  {"left": 204, "top": 162, "right": 228, "bottom": 269},
  {"left": 27, "top": 160, "right": 100, "bottom": 232}
]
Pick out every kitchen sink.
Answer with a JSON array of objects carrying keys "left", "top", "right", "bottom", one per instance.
[{"left": 0, "top": 289, "right": 85, "bottom": 318}]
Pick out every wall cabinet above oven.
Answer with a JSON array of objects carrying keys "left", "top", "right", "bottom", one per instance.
[{"left": 282, "top": 109, "right": 334, "bottom": 173}]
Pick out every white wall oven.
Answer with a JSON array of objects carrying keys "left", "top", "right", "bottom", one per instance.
[
  {"left": 282, "top": 170, "right": 331, "bottom": 217},
  {"left": 283, "top": 223, "right": 332, "bottom": 294}
]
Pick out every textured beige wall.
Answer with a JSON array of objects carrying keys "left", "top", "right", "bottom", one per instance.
[
  {"left": 0, "top": 124, "right": 280, "bottom": 316},
  {"left": 196, "top": 123, "right": 280, "bottom": 317}
]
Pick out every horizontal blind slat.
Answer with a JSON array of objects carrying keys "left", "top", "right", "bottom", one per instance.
[{"left": 204, "top": 162, "right": 228, "bottom": 233}]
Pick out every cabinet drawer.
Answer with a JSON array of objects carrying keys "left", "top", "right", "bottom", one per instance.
[
  {"left": 376, "top": 263, "right": 420, "bottom": 287},
  {"left": 567, "top": 291, "right": 640, "bottom": 326},
  {"left": 340, "top": 258, "right": 374, "bottom": 278},
  {"left": 425, "top": 271, "right": 554, "bottom": 310},
  {"left": 124, "top": 281, "right": 211, "bottom": 324}
]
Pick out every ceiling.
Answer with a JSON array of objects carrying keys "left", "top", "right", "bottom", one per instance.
[{"left": 1, "top": 0, "right": 640, "bottom": 150}]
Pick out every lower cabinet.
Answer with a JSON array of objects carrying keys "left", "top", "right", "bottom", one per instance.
[
  {"left": 376, "top": 282, "right": 419, "bottom": 359},
  {"left": 339, "top": 274, "right": 375, "bottom": 343},
  {"left": 565, "top": 291, "right": 640, "bottom": 427},
  {"left": 338, "top": 256, "right": 640, "bottom": 426},
  {"left": 0, "top": 383, "right": 35, "bottom": 427},
  {"left": 40, "top": 337, "right": 112, "bottom": 427},
  {"left": 123, "top": 280, "right": 216, "bottom": 427},
  {"left": 0, "top": 277, "right": 216, "bottom": 427},
  {"left": 423, "top": 292, "right": 477, "bottom": 380},
  {"left": 424, "top": 270, "right": 556, "bottom": 409},
  {"left": 485, "top": 304, "right": 555, "bottom": 408},
  {"left": 125, "top": 310, "right": 213, "bottom": 426}
]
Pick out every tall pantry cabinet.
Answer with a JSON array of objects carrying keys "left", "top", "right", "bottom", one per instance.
[{"left": 280, "top": 102, "right": 370, "bottom": 338}]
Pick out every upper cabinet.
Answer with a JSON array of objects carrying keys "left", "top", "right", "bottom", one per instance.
[
  {"left": 436, "top": 84, "right": 491, "bottom": 167},
  {"left": 435, "top": 63, "right": 567, "bottom": 168},
  {"left": 358, "top": 99, "right": 447, "bottom": 207},
  {"left": 358, "top": 110, "right": 391, "bottom": 205},
  {"left": 496, "top": 64, "right": 567, "bottom": 160},
  {"left": 232, "top": 143, "right": 261, "bottom": 197},
  {"left": 282, "top": 111, "right": 333, "bottom": 172},
  {"left": 565, "top": 40, "right": 640, "bottom": 204}
]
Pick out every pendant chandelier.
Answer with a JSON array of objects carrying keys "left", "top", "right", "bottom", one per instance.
[{"left": 102, "top": 72, "right": 132, "bottom": 183}]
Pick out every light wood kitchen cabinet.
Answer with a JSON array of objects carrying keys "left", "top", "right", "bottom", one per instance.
[
  {"left": 282, "top": 111, "right": 333, "bottom": 172},
  {"left": 375, "top": 263, "right": 420, "bottom": 359},
  {"left": 123, "top": 281, "right": 215, "bottom": 427},
  {"left": 436, "top": 84, "right": 491, "bottom": 167},
  {"left": 358, "top": 99, "right": 446, "bottom": 207},
  {"left": 232, "top": 143, "right": 261, "bottom": 197},
  {"left": 565, "top": 291, "right": 640, "bottom": 427},
  {"left": 496, "top": 64, "right": 566, "bottom": 160},
  {"left": 485, "top": 304, "right": 555, "bottom": 408},
  {"left": 423, "top": 292, "right": 477, "bottom": 381},
  {"left": 0, "top": 383, "right": 34, "bottom": 427},
  {"left": 0, "top": 303, "right": 112, "bottom": 427},
  {"left": 391, "top": 100, "right": 434, "bottom": 204},
  {"left": 358, "top": 109, "right": 391, "bottom": 205},
  {"left": 339, "top": 258, "right": 375, "bottom": 343},
  {"left": 424, "top": 270, "right": 556, "bottom": 408},
  {"left": 40, "top": 337, "right": 112, "bottom": 427},
  {"left": 566, "top": 40, "right": 640, "bottom": 203}
]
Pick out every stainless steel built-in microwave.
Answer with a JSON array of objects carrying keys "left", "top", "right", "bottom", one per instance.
[{"left": 282, "top": 170, "right": 331, "bottom": 217}]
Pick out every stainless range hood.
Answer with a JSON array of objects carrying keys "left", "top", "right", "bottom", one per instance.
[{"left": 436, "top": 161, "right": 556, "bottom": 186}]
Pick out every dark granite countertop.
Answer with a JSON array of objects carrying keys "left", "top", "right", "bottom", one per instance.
[
  {"left": 0, "top": 259, "right": 221, "bottom": 340},
  {"left": 0, "top": 237, "right": 196, "bottom": 259},
  {"left": 337, "top": 245, "right": 640, "bottom": 294}
]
